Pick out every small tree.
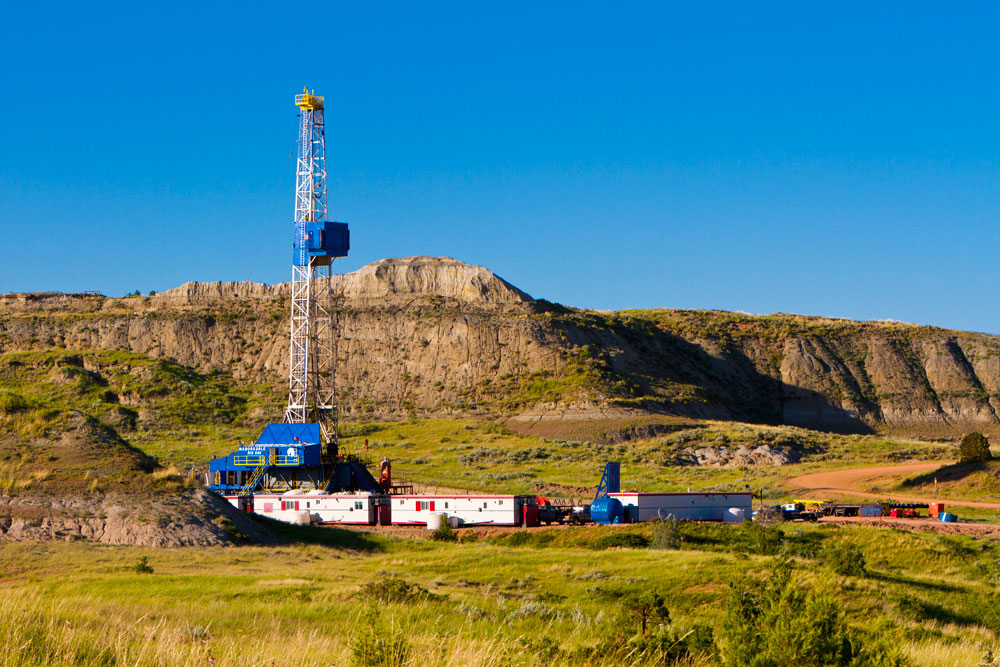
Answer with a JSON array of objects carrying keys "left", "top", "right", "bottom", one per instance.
[
  {"left": 430, "top": 521, "right": 457, "bottom": 542},
  {"left": 621, "top": 590, "right": 670, "bottom": 635},
  {"left": 960, "top": 432, "right": 993, "bottom": 463}
]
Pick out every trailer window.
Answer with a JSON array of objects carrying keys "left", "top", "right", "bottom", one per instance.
[
  {"left": 444, "top": 502, "right": 448, "bottom": 509},
  {"left": 355, "top": 501, "right": 363, "bottom": 509},
  {"left": 499, "top": 500, "right": 503, "bottom": 505},
  {"left": 483, "top": 502, "right": 488, "bottom": 509}
]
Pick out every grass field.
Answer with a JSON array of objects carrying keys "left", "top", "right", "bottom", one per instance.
[
  {"left": 7, "top": 349, "right": 1000, "bottom": 665},
  {"left": 336, "top": 418, "right": 955, "bottom": 503},
  {"left": 2, "top": 519, "right": 1000, "bottom": 666}
]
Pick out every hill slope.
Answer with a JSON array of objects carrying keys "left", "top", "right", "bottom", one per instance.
[
  {"left": 0, "top": 350, "right": 276, "bottom": 545},
  {"left": 3, "top": 256, "right": 1000, "bottom": 437}
]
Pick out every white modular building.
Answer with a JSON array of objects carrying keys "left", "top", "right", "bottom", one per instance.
[
  {"left": 227, "top": 490, "right": 389, "bottom": 525},
  {"left": 391, "top": 494, "right": 537, "bottom": 526},
  {"left": 610, "top": 491, "right": 753, "bottom": 522}
]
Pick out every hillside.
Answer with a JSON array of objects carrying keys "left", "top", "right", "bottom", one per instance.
[
  {"left": 0, "top": 350, "right": 276, "bottom": 545},
  {"left": 3, "top": 256, "right": 1000, "bottom": 438}
]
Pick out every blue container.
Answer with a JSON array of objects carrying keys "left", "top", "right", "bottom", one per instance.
[
  {"left": 591, "top": 497, "right": 624, "bottom": 525},
  {"left": 939, "top": 512, "right": 957, "bottom": 523}
]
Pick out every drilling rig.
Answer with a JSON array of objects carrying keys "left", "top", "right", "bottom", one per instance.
[
  {"left": 208, "top": 89, "right": 382, "bottom": 503},
  {"left": 285, "top": 87, "right": 348, "bottom": 457}
]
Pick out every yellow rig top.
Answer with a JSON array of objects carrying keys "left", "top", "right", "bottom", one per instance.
[{"left": 295, "top": 86, "right": 324, "bottom": 110}]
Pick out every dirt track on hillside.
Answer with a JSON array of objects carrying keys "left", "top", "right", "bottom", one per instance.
[{"left": 787, "top": 461, "right": 1000, "bottom": 510}]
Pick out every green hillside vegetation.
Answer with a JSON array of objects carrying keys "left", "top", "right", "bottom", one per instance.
[
  {"left": 338, "top": 418, "right": 952, "bottom": 499},
  {"left": 0, "top": 349, "right": 281, "bottom": 495},
  {"left": 888, "top": 460, "right": 1000, "bottom": 502}
]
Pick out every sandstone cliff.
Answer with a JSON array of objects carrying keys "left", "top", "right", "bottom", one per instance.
[{"left": 3, "top": 256, "right": 1000, "bottom": 437}]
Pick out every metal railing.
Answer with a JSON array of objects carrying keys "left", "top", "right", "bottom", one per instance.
[{"left": 232, "top": 454, "right": 300, "bottom": 466}]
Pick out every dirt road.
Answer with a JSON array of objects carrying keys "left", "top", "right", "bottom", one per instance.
[{"left": 787, "top": 461, "right": 1000, "bottom": 510}]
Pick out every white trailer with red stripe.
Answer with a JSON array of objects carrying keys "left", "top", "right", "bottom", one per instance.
[
  {"left": 226, "top": 490, "right": 389, "bottom": 525},
  {"left": 391, "top": 494, "right": 538, "bottom": 526}
]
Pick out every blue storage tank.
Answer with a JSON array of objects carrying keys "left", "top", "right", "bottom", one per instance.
[{"left": 591, "top": 496, "right": 624, "bottom": 525}]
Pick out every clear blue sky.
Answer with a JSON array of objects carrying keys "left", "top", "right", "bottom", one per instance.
[{"left": 3, "top": 3, "right": 1000, "bottom": 332}]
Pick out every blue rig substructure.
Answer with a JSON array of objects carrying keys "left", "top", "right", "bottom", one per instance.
[{"left": 208, "top": 423, "right": 382, "bottom": 499}]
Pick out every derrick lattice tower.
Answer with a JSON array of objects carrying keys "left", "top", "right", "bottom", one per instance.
[{"left": 285, "top": 87, "right": 350, "bottom": 456}]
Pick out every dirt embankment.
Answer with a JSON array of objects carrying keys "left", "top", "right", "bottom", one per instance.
[{"left": 0, "top": 490, "right": 275, "bottom": 546}]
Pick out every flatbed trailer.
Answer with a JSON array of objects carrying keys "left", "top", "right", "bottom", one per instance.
[{"left": 821, "top": 502, "right": 928, "bottom": 517}]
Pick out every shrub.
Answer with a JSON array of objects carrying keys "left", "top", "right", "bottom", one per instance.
[
  {"left": 133, "top": 556, "right": 153, "bottom": 574},
  {"left": 351, "top": 610, "right": 411, "bottom": 667},
  {"left": 959, "top": 432, "right": 993, "bottom": 463},
  {"left": 504, "top": 531, "right": 533, "bottom": 547},
  {"left": 651, "top": 518, "right": 683, "bottom": 549},
  {"left": 720, "top": 559, "right": 907, "bottom": 667},
  {"left": 823, "top": 543, "right": 867, "bottom": 577},
  {"left": 739, "top": 520, "right": 784, "bottom": 555},
  {"left": 357, "top": 576, "right": 441, "bottom": 604},
  {"left": 430, "top": 522, "right": 457, "bottom": 542},
  {"left": 0, "top": 391, "right": 29, "bottom": 415},
  {"left": 508, "top": 600, "right": 561, "bottom": 621},
  {"left": 596, "top": 533, "right": 650, "bottom": 549}
]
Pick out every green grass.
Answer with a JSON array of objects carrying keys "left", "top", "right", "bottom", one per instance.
[
  {"left": 1, "top": 522, "right": 999, "bottom": 665},
  {"left": 337, "top": 417, "right": 953, "bottom": 501}
]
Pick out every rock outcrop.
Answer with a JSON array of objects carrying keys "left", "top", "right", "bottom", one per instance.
[{"left": 4, "top": 256, "right": 1000, "bottom": 436}]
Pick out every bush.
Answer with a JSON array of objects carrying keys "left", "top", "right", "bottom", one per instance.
[
  {"left": 959, "top": 432, "right": 993, "bottom": 463},
  {"left": 651, "top": 518, "right": 684, "bottom": 549},
  {"left": 430, "top": 521, "right": 457, "bottom": 542},
  {"left": 823, "top": 543, "right": 867, "bottom": 577},
  {"left": 357, "top": 576, "right": 441, "bottom": 604},
  {"left": 720, "top": 559, "right": 907, "bottom": 667},
  {"left": 351, "top": 610, "right": 411, "bottom": 667},
  {"left": 739, "top": 520, "right": 784, "bottom": 555},
  {"left": 0, "top": 391, "right": 29, "bottom": 415},
  {"left": 596, "top": 533, "right": 650, "bottom": 549},
  {"left": 504, "top": 531, "right": 533, "bottom": 546},
  {"left": 133, "top": 556, "right": 153, "bottom": 574}
]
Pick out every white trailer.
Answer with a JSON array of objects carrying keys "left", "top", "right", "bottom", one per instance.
[
  {"left": 391, "top": 494, "right": 536, "bottom": 526},
  {"left": 227, "top": 490, "right": 386, "bottom": 525},
  {"left": 610, "top": 492, "right": 753, "bottom": 522}
]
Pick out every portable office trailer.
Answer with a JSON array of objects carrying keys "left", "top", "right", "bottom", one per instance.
[
  {"left": 227, "top": 491, "right": 388, "bottom": 525},
  {"left": 610, "top": 492, "right": 753, "bottom": 522},
  {"left": 391, "top": 494, "right": 538, "bottom": 526}
]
